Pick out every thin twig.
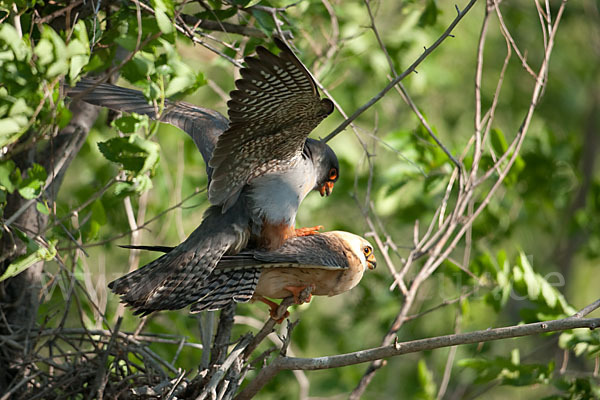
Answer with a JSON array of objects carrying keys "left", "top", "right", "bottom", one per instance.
[{"left": 323, "top": 0, "right": 478, "bottom": 142}]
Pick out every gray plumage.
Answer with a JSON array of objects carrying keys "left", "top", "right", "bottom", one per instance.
[
  {"left": 208, "top": 38, "right": 334, "bottom": 210},
  {"left": 72, "top": 39, "right": 339, "bottom": 315},
  {"left": 69, "top": 38, "right": 335, "bottom": 211},
  {"left": 69, "top": 79, "right": 227, "bottom": 181},
  {"left": 108, "top": 199, "right": 251, "bottom": 316}
]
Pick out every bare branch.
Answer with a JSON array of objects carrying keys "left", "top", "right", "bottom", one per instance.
[
  {"left": 323, "top": 0, "right": 478, "bottom": 142},
  {"left": 236, "top": 313, "right": 600, "bottom": 399}
]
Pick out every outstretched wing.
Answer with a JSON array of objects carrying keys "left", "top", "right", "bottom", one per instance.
[
  {"left": 69, "top": 78, "right": 228, "bottom": 179},
  {"left": 208, "top": 38, "right": 334, "bottom": 210}
]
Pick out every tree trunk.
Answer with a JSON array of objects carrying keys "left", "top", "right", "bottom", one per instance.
[{"left": 0, "top": 98, "right": 100, "bottom": 391}]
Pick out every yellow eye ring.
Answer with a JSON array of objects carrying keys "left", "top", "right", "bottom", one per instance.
[{"left": 363, "top": 247, "right": 372, "bottom": 257}]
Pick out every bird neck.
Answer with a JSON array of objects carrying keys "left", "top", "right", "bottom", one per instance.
[{"left": 247, "top": 156, "right": 316, "bottom": 230}]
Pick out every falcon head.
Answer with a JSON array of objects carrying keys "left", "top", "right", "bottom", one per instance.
[
  {"left": 328, "top": 231, "right": 377, "bottom": 271},
  {"left": 304, "top": 138, "right": 339, "bottom": 197}
]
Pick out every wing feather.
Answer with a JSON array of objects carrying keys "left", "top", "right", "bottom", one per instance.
[
  {"left": 208, "top": 38, "right": 334, "bottom": 209},
  {"left": 216, "top": 233, "right": 350, "bottom": 271},
  {"left": 69, "top": 78, "right": 228, "bottom": 178}
]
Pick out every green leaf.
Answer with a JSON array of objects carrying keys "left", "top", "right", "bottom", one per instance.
[
  {"left": 34, "top": 26, "right": 69, "bottom": 78},
  {"left": 98, "top": 137, "right": 145, "bottom": 172},
  {"left": 165, "top": 75, "right": 195, "bottom": 97},
  {"left": 0, "top": 235, "right": 56, "bottom": 282},
  {"left": 0, "top": 117, "right": 26, "bottom": 147},
  {"left": 18, "top": 163, "right": 47, "bottom": 200},
  {"left": 113, "top": 174, "right": 153, "bottom": 197},
  {"left": 0, "top": 24, "right": 30, "bottom": 62},
  {"left": 231, "top": 0, "right": 262, "bottom": 6},
  {"left": 57, "top": 105, "right": 72, "bottom": 129},
  {"left": 9, "top": 98, "right": 34, "bottom": 117},
  {"left": 195, "top": 8, "right": 237, "bottom": 21},
  {"left": 114, "top": 181, "right": 135, "bottom": 197},
  {"left": 74, "top": 257, "right": 85, "bottom": 282},
  {"left": 67, "top": 21, "right": 90, "bottom": 81},
  {"left": 152, "top": 0, "right": 175, "bottom": 16},
  {"left": 83, "top": 199, "right": 107, "bottom": 240},
  {"left": 121, "top": 52, "right": 156, "bottom": 81},
  {"left": 0, "top": 160, "right": 19, "bottom": 193},
  {"left": 459, "top": 354, "right": 553, "bottom": 386},
  {"left": 114, "top": 35, "right": 138, "bottom": 53},
  {"left": 491, "top": 128, "right": 508, "bottom": 154},
  {"left": 250, "top": 9, "right": 275, "bottom": 35},
  {"left": 36, "top": 201, "right": 50, "bottom": 215},
  {"left": 112, "top": 114, "right": 149, "bottom": 134},
  {"left": 97, "top": 134, "right": 159, "bottom": 175},
  {"left": 155, "top": 8, "right": 174, "bottom": 34},
  {"left": 512, "top": 251, "right": 576, "bottom": 320},
  {"left": 519, "top": 253, "right": 540, "bottom": 300}
]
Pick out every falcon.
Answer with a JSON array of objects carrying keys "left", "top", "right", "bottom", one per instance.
[
  {"left": 70, "top": 38, "right": 340, "bottom": 314},
  {"left": 119, "top": 231, "right": 376, "bottom": 319}
]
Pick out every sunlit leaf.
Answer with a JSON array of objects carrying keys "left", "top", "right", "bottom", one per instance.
[{"left": 0, "top": 233, "right": 56, "bottom": 282}]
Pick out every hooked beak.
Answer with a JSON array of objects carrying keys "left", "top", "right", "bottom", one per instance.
[
  {"left": 319, "top": 181, "right": 335, "bottom": 197},
  {"left": 367, "top": 254, "right": 377, "bottom": 270}
]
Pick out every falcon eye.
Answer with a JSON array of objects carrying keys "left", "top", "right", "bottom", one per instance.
[
  {"left": 328, "top": 168, "right": 338, "bottom": 181},
  {"left": 363, "top": 247, "right": 372, "bottom": 257}
]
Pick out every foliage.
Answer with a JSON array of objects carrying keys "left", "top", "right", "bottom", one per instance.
[{"left": 1, "top": 0, "right": 599, "bottom": 399}]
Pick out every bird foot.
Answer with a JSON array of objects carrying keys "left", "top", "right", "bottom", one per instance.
[
  {"left": 294, "top": 225, "right": 323, "bottom": 237},
  {"left": 256, "top": 296, "right": 290, "bottom": 323},
  {"left": 284, "top": 284, "right": 315, "bottom": 304}
]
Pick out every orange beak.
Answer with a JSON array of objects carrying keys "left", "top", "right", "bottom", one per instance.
[{"left": 319, "top": 181, "right": 335, "bottom": 196}]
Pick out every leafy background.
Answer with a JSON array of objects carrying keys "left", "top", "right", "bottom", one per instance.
[{"left": 0, "top": 0, "right": 599, "bottom": 398}]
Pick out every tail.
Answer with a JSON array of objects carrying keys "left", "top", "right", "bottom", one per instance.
[
  {"left": 118, "top": 244, "right": 174, "bottom": 253},
  {"left": 109, "top": 203, "right": 250, "bottom": 315},
  {"left": 189, "top": 268, "right": 260, "bottom": 313},
  {"left": 109, "top": 246, "right": 208, "bottom": 316},
  {"left": 68, "top": 77, "right": 229, "bottom": 179}
]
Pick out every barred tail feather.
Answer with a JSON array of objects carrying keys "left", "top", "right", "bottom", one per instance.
[
  {"left": 190, "top": 268, "right": 260, "bottom": 313},
  {"left": 108, "top": 247, "right": 214, "bottom": 316},
  {"left": 108, "top": 203, "right": 250, "bottom": 316}
]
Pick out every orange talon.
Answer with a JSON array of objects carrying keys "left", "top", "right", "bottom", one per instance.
[
  {"left": 255, "top": 296, "right": 289, "bottom": 323},
  {"left": 284, "top": 285, "right": 315, "bottom": 304},
  {"left": 295, "top": 225, "right": 323, "bottom": 237}
]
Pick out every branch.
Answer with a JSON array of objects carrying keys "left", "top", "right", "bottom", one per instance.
[
  {"left": 323, "top": 0, "right": 478, "bottom": 142},
  {"left": 179, "top": 15, "right": 276, "bottom": 38},
  {"left": 243, "top": 296, "right": 296, "bottom": 359},
  {"left": 58, "top": 188, "right": 205, "bottom": 251},
  {"left": 198, "top": 334, "right": 252, "bottom": 400},
  {"left": 236, "top": 313, "right": 600, "bottom": 399}
]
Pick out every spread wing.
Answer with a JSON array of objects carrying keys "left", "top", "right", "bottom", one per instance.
[
  {"left": 69, "top": 78, "right": 228, "bottom": 180},
  {"left": 208, "top": 38, "right": 334, "bottom": 210}
]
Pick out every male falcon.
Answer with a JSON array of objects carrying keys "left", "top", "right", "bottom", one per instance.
[
  {"left": 120, "top": 231, "right": 376, "bottom": 318},
  {"left": 70, "top": 38, "right": 339, "bottom": 314}
]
